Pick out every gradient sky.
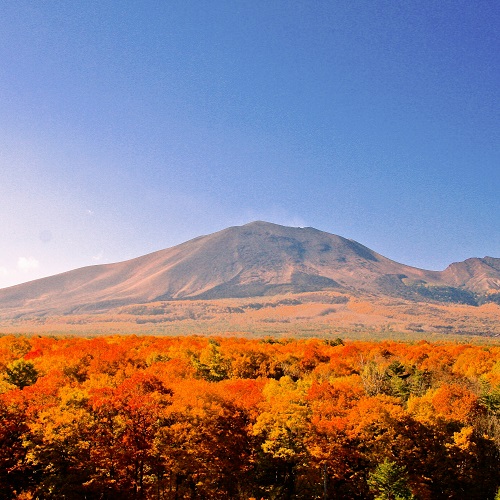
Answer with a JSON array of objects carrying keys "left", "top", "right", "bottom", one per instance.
[{"left": 0, "top": 0, "right": 499, "bottom": 288}]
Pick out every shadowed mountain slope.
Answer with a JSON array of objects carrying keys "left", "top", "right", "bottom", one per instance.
[{"left": 0, "top": 221, "right": 498, "bottom": 317}]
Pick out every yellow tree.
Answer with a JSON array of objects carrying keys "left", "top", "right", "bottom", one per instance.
[{"left": 252, "top": 376, "right": 312, "bottom": 499}]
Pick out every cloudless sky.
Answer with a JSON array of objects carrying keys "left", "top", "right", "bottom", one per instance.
[{"left": 0, "top": 0, "right": 498, "bottom": 288}]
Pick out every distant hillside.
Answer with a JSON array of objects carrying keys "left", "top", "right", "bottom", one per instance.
[{"left": 0, "top": 221, "right": 498, "bottom": 318}]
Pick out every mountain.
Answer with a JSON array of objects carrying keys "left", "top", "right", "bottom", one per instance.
[
  {"left": 0, "top": 221, "right": 498, "bottom": 317},
  {"left": 440, "top": 257, "right": 500, "bottom": 293}
]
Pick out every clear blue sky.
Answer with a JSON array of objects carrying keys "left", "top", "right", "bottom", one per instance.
[{"left": 0, "top": 0, "right": 498, "bottom": 288}]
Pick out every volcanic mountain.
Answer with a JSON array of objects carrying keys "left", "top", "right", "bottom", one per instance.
[{"left": 0, "top": 221, "right": 499, "bottom": 317}]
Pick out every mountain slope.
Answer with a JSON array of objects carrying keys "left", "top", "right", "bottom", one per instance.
[
  {"left": 0, "top": 221, "right": 498, "bottom": 317},
  {"left": 440, "top": 257, "right": 500, "bottom": 293}
]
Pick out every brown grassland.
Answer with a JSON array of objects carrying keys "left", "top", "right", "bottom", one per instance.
[{"left": 1, "top": 291, "right": 499, "bottom": 340}]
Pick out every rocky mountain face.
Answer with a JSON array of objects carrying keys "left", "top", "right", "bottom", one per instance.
[{"left": 0, "top": 221, "right": 498, "bottom": 317}]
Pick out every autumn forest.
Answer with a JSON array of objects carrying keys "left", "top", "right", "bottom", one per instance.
[{"left": 1, "top": 334, "right": 499, "bottom": 499}]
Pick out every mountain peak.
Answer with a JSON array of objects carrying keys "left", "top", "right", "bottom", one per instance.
[{"left": 237, "top": 220, "right": 308, "bottom": 231}]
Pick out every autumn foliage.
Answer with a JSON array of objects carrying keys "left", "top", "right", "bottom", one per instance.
[{"left": 0, "top": 335, "right": 499, "bottom": 499}]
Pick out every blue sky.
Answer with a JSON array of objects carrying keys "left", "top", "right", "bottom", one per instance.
[{"left": 0, "top": 0, "right": 498, "bottom": 288}]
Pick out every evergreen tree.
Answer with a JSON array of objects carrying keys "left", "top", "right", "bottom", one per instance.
[
  {"left": 4, "top": 360, "right": 38, "bottom": 389},
  {"left": 368, "top": 459, "right": 414, "bottom": 500}
]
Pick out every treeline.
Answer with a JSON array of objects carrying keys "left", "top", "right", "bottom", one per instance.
[{"left": 0, "top": 335, "right": 499, "bottom": 499}]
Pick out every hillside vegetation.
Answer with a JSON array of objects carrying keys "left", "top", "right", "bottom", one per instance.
[
  {"left": 1, "top": 291, "right": 499, "bottom": 338},
  {"left": 1, "top": 335, "right": 499, "bottom": 498}
]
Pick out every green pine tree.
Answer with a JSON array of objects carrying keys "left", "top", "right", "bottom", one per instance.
[
  {"left": 368, "top": 459, "right": 414, "bottom": 500},
  {"left": 4, "top": 359, "right": 39, "bottom": 389}
]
